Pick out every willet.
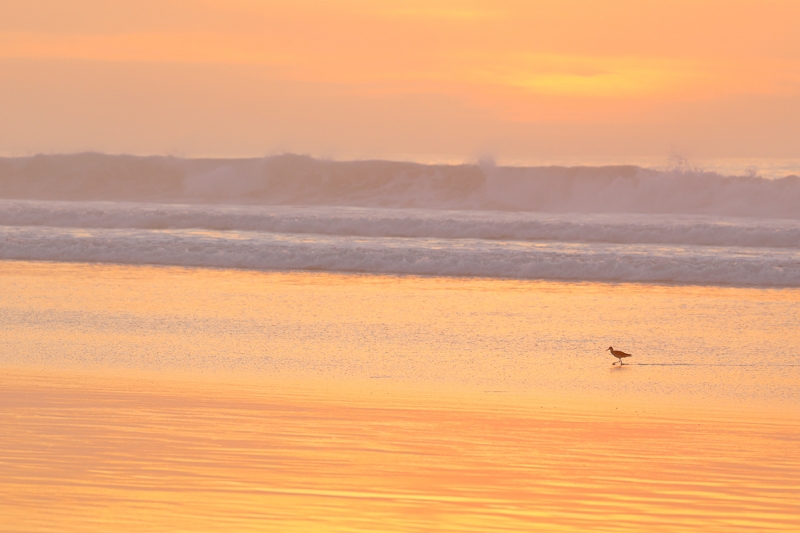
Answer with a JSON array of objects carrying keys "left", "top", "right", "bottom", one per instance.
[{"left": 607, "top": 346, "right": 632, "bottom": 365}]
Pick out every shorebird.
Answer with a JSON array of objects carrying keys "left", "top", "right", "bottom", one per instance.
[{"left": 607, "top": 346, "right": 632, "bottom": 365}]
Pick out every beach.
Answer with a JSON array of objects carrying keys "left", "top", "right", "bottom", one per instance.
[
  {"left": 1, "top": 261, "right": 798, "bottom": 532},
  {"left": 5, "top": 2, "right": 800, "bottom": 530}
]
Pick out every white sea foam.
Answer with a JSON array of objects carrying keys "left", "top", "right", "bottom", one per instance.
[
  {"left": 1, "top": 200, "right": 800, "bottom": 249},
  {"left": 2, "top": 226, "right": 799, "bottom": 286}
]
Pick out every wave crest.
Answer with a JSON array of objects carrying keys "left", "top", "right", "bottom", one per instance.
[{"left": 1, "top": 153, "right": 799, "bottom": 218}]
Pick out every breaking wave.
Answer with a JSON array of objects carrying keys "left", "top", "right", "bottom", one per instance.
[
  {"left": 2, "top": 153, "right": 800, "bottom": 286},
  {"left": 1, "top": 153, "right": 799, "bottom": 218}
]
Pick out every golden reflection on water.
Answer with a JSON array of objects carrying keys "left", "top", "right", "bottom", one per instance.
[
  {"left": 0, "top": 261, "right": 799, "bottom": 531},
  {"left": 1, "top": 372, "right": 798, "bottom": 532}
]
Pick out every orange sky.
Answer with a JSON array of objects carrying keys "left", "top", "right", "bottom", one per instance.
[{"left": 1, "top": 0, "right": 799, "bottom": 160}]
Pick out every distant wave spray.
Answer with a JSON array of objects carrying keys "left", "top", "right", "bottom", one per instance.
[{"left": 2, "top": 153, "right": 799, "bottom": 218}]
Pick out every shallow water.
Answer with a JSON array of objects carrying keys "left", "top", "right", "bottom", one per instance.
[
  {"left": 2, "top": 373, "right": 799, "bottom": 533},
  {"left": 1, "top": 261, "right": 799, "bottom": 531},
  {"left": 2, "top": 261, "right": 799, "bottom": 407}
]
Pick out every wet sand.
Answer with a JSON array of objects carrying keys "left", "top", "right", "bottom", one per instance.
[
  {"left": 1, "top": 262, "right": 798, "bottom": 531},
  {"left": 2, "top": 371, "right": 798, "bottom": 532}
]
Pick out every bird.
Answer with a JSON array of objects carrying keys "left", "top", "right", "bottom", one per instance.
[{"left": 607, "top": 346, "right": 632, "bottom": 365}]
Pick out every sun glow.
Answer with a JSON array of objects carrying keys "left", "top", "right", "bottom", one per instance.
[{"left": 2, "top": 0, "right": 799, "bottom": 157}]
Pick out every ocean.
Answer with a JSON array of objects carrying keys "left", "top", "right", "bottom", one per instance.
[{"left": 2, "top": 152, "right": 800, "bottom": 287}]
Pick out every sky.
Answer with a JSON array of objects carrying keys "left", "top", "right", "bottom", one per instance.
[{"left": 1, "top": 0, "right": 799, "bottom": 162}]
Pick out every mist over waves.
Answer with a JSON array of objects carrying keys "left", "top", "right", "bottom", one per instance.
[{"left": 2, "top": 153, "right": 799, "bottom": 218}]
